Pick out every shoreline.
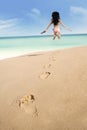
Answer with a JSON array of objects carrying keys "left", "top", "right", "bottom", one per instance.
[{"left": 0, "top": 45, "right": 86, "bottom": 61}]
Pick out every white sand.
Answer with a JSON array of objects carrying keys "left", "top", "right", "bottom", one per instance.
[{"left": 0, "top": 46, "right": 87, "bottom": 130}]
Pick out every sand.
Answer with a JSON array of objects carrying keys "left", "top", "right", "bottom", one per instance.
[{"left": 0, "top": 46, "right": 87, "bottom": 130}]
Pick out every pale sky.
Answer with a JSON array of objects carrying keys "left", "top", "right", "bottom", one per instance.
[{"left": 0, "top": 0, "right": 87, "bottom": 36}]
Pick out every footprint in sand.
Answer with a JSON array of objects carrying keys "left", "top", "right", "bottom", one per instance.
[
  {"left": 39, "top": 72, "right": 51, "bottom": 79},
  {"left": 18, "top": 94, "right": 38, "bottom": 117},
  {"left": 49, "top": 56, "right": 56, "bottom": 61},
  {"left": 43, "top": 63, "right": 51, "bottom": 69}
]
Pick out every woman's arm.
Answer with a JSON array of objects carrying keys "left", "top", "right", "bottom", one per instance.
[
  {"left": 59, "top": 20, "right": 72, "bottom": 31},
  {"left": 41, "top": 21, "right": 52, "bottom": 34},
  {"left": 45, "top": 21, "right": 52, "bottom": 31}
]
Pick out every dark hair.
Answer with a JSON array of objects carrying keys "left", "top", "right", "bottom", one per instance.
[{"left": 52, "top": 11, "right": 60, "bottom": 25}]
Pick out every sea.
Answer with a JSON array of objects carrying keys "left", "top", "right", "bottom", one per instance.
[{"left": 0, "top": 34, "right": 87, "bottom": 60}]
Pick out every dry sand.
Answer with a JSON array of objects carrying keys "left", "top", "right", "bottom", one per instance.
[{"left": 0, "top": 46, "right": 87, "bottom": 130}]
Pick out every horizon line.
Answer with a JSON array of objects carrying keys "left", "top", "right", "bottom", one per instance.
[{"left": 0, "top": 33, "right": 87, "bottom": 38}]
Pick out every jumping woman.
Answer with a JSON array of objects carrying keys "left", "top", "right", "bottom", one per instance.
[{"left": 41, "top": 11, "right": 72, "bottom": 40}]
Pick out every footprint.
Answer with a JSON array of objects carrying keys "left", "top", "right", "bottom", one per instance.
[
  {"left": 49, "top": 56, "right": 56, "bottom": 61},
  {"left": 21, "top": 102, "right": 38, "bottom": 117},
  {"left": 43, "top": 63, "right": 51, "bottom": 69},
  {"left": 19, "top": 94, "right": 35, "bottom": 107},
  {"left": 18, "top": 94, "right": 38, "bottom": 117},
  {"left": 39, "top": 72, "right": 51, "bottom": 79}
]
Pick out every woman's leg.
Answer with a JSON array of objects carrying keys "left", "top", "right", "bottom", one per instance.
[
  {"left": 53, "top": 34, "right": 56, "bottom": 40},
  {"left": 56, "top": 32, "right": 61, "bottom": 39}
]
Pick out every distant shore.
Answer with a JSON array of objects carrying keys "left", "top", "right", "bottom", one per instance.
[{"left": 0, "top": 33, "right": 87, "bottom": 38}]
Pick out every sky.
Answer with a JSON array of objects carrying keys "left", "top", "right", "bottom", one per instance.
[{"left": 0, "top": 0, "right": 87, "bottom": 36}]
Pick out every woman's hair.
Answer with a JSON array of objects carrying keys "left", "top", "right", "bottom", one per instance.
[{"left": 52, "top": 11, "right": 60, "bottom": 25}]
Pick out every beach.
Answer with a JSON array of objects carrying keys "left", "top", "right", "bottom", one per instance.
[{"left": 0, "top": 46, "right": 87, "bottom": 130}]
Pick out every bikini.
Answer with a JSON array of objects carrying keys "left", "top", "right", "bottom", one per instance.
[{"left": 53, "top": 27, "right": 60, "bottom": 35}]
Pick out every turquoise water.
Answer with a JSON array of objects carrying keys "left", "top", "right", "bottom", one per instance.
[{"left": 0, "top": 34, "right": 87, "bottom": 60}]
